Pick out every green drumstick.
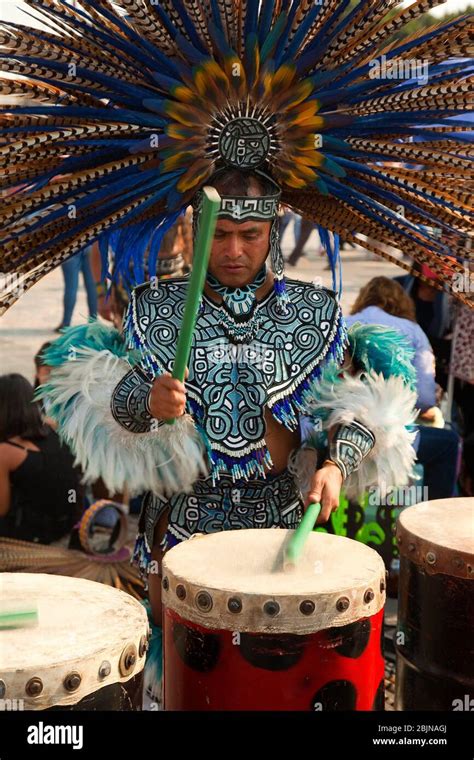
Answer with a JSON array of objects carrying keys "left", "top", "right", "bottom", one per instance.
[
  {"left": 0, "top": 602, "right": 38, "bottom": 629},
  {"left": 284, "top": 502, "right": 322, "bottom": 570},
  {"left": 165, "top": 186, "right": 221, "bottom": 424}
]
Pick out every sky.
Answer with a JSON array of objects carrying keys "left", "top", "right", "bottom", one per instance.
[
  {"left": 0, "top": 0, "right": 473, "bottom": 26},
  {"left": 403, "top": 0, "right": 473, "bottom": 14}
]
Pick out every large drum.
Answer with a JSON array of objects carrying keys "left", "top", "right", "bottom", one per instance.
[
  {"left": 0, "top": 573, "right": 149, "bottom": 710},
  {"left": 161, "top": 529, "right": 386, "bottom": 710},
  {"left": 395, "top": 498, "right": 474, "bottom": 710}
]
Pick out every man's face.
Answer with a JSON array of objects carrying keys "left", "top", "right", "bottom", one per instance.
[{"left": 207, "top": 217, "right": 271, "bottom": 287}]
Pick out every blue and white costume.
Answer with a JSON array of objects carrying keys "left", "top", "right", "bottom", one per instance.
[{"left": 39, "top": 263, "right": 417, "bottom": 582}]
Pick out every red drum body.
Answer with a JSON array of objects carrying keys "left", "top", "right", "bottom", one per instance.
[{"left": 162, "top": 530, "right": 386, "bottom": 711}]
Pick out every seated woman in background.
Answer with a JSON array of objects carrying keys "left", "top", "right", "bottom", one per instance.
[
  {"left": 0, "top": 374, "right": 82, "bottom": 544},
  {"left": 346, "top": 277, "right": 460, "bottom": 501},
  {"left": 347, "top": 276, "right": 436, "bottom": 412}
]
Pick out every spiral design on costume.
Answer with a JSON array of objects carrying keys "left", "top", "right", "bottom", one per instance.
[
  {"left": 267, "top": 298, "right": 297, "bottom": 323},
  {"left": 294, "top": 322, "right": 324, "bottom": 354},
  {"left": 148, "top": 318, "right": 177, "bottom": 348}
]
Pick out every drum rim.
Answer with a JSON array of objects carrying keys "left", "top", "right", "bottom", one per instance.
[
  {"left": 161, "top": 530, "right": 386, "bottom": 634},
  {"left": 396, "top": 498, "right": 474, "bottom": 579},
  {"left": 0, "top": 573, "right": 150, "bottom": 709}
]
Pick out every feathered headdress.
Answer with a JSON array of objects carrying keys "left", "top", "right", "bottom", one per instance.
[{"left": 0, "top": 0, "right": 473, "bottom": 312}]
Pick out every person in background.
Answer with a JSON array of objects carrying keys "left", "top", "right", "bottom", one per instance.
[
  {"left": 33, "top": 341, "right": 56, "bottom": 425},
  {"left": 394, "top": 262, "right": 452, "bottom": 387},
  {"left": 90, "top": 213, "right": 192, "bottom": 328},
  {"left": 347, "top": 276, "right": 460, "bottom": 501},
  {"left": 286, "top": 217, "right": 323, "bottom": 267},
  {"left": 0, "top": 374, "right": 82, "bottom": 543},
  {"left": 347, "top": 277, "right": 436, "bottom": 412},
  {"left": 57, "top": 244, "right": 98, "bottom": 331},
  {"left": 34, "top": 341, "right": 53, "bottom": 389},
  {"left": 450, "top": 299, "right": 474, "bottom": 496},
  {"left": 279, "top": 207, "right": 302, "bottom": 244}
]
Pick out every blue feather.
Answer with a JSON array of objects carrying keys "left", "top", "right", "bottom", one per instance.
[
  {"left": 80, "top": 0, "right": 179, "bottom": 68},
  {"left": 172, "top": 32, "right": 210, "bottom": 66},
  {"left": 318, "top": 226, "right": 342, "bottom": 296},
  {"left": 209, "top": 0, "right": 225, "bottom": 34},
  {"left": 147, "top": 209, "right": 182, "bottom": 281},
  {"left": 260, "top": 14, "right": 288, "bottom": 63},
  {"left": 5, "top": 104, "right": 167, "bottom": 128},
  {"left": 162, "top": 0, "right": 208, "bottom": 52},
  {"left": 0, "top": 53, "right": 157, "bottom": 104},
  {"left": 346, "top": 175, "right": 466, "bottom": 242},
  {"left": 387, "top": 14, "right": 471, "bottom": 62},
  {"left": 273, "top": 0, "right": 301, "bottom": 66},
  {"left": 283, "top": 3, "right": 325, "bottom": 61},
  {"left": 5, "top": 171, "right": 159, "bottom": 247},
  {"left": 295, "top": 0, "right": 352, "bottom": 66},
  {"left": 60, "top": 0, "right": 181, "bottom": 76},
  {"left": 258, "top": 0, "right": 276, "bottom": 46},
  {"left": 335, "top": 155, "right": 470, "bottom": 219},
  {"left": 324, "top": 177, "right": 451, "bottom": 255},
  {"left": 2, "top": 16, "right": 151, "bottom": 83},
  {"left": 17, "top": 174, "right": 183, "bottom": 265},
  {"left": 206, "top": 18, "right": 236, "bottom": 59},
  {"left": 244, "top": 0, "right": 259, "bottom": 42}
]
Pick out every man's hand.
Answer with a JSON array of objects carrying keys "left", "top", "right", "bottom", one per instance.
[
  {"left": 148, "top": 369, "right": 188, "bottom": 420},
  {"left": 304, "top": 461, "right": 343, "bottom": 523}
]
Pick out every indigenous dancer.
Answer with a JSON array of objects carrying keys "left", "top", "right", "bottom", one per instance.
[{"left": 1, "top": 0, "right": 472, "bottom": 704}]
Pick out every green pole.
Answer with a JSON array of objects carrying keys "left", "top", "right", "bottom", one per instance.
[
  {"left": 165, "top": 186, "right": 221, "bottom": 424},
  {"left": 284, "top": 502, "right": 322, "bottom": 570}
]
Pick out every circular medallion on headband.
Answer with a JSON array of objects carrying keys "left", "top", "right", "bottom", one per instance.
[{"left": 218, "top": 117, "right": 270, "bottom": 169}]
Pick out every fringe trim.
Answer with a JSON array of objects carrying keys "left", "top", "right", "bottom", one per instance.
[
  {"left": 132, "top": 532, "right": 152, "bottom": 580},
  {"left": 269, "top": 312, "right": 347, "bottom": 428}
]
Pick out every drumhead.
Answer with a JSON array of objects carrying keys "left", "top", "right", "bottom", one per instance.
[
  {"left": 397, "top": 497, "right": 474, "bottom": 578},
  {"left": 162, "top": 529, "right": 385, "bottom": 633},
  {"left": 0, "top": 573, "right": 149, "bottom": 709}
]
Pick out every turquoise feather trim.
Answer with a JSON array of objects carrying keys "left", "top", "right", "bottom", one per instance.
[
  {"left": 294, "top": 324, "right": 418, "bottom": 498},
  {"left": 305, "top": 323, "right": 417, "bottom": 426},
  {"left": 40, "top": 318, "right": 136, "bottom": 368},
  {"left": 34, "top": 318, "right": 208, "bottom": 497},
  {"left": 347, "top": 322, "right": 417, "bottom": 391}
]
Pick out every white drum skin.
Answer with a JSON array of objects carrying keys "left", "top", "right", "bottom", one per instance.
[{"left": 0, "top": 573, "right": 149, "bottom": 710}]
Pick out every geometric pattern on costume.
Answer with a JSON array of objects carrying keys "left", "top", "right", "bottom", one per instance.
[
  {"left": 205, "top": 264, "right": 268, "bottom": 343},
  {"left": 329, "top": 420, "right": 376, "bottom": 481},
  {"left": 110, "top": 366, "right": 154, "bottom": 433},
  {"left": 133, "top": 468, "right": 304, "bottom": 579},
  {"left": 122, "top": 275, "right": 347, "bottom": 481}
]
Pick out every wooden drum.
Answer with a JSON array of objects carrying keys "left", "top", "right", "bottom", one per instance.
[
  {"left": 0, "top": 573, "right": 149, "bottom": 710},
  {"left": 162, "top": 529, "right": 386, "bottom": 710},
  {"left": 396, "top": 498, "right": 474, "bottom": 710}
]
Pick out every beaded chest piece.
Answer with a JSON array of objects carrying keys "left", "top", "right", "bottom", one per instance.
[{"left": 124, "top": 274, "right": 347, "bottom": 482}]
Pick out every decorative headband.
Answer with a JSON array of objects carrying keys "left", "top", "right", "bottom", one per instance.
[{"left": 192, "top": 168, "right": 281, "bottom": 223}]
